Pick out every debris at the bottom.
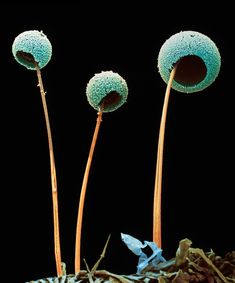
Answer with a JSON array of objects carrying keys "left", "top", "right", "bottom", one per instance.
[{"left": 26, "top": 238, "right": 235, "bottom": 283}]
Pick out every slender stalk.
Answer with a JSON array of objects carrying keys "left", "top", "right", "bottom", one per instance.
[
  {"left": 153, "top": 66, "right": 177, "bottom": 248},
  {"left": 35, "top": 63, "right": 63, "bottom": 277},
  {"left": 75, "top": 110, "right": 103, "bottom": 274}
]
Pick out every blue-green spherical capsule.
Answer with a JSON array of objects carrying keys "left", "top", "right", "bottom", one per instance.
[
  {"left": 12, "top": 30, "right": 52, "bottom": 70},
  {"left": 157, "top": 31, "right": 221, "bottom": 93},
  {"left": 86, "top": 71, "right": 128, "bottom": 113}
]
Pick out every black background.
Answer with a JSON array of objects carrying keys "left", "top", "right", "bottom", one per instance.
[{"left": 1, "top": 2, "right": 234, "bottom": 282}]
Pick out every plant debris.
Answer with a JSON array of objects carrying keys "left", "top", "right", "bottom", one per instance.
[{"left": 26, "top": 238, "right": 235, "bottom": 283}]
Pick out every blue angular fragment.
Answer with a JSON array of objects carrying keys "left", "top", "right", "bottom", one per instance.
[{"left": 121, "top": 233, "right": 166, "bottom": 273}]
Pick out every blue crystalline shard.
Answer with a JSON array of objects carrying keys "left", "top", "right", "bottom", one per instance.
[
  {"left": 121, "top": 233, "right": 147, "bottom": 255},
  {"left": 121, "top": 233, "right": 166, "bottom": 274}
]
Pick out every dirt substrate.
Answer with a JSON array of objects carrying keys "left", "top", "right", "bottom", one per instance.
[{"left": 27, "top": 239, "right": 235, "bottom": 283}]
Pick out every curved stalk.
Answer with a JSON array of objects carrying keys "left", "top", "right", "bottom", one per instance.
[
  {"left": 35, "top": 63, "right": 63, "bottom": 277},
  {"left": 75, "top": 110, "right": 103, "bottom": 274},
  {"left": 153, "top": 66, "right": 177, "bottom": 248}
]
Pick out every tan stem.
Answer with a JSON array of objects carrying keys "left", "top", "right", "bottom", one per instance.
[
  {"left": 75, "top": 111, "right": 103, "bottom": 274},
  {"left": 35, "top": 64, "right": 63, "bottom": 277},
  {"left": 153, "top": 66, "right": 177, "bottom": 248}
]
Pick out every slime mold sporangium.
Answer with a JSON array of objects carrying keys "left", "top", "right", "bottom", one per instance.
[
  {"left": 75, "top": 70, "right": 128, "bottom": 273},
  {"left": 12, "top": 30, "right": 63, "bottom": 277},
  {"left": 12, "top": 30, "right": 52, "bottom": 70},
  {"left": 153, "top": 30, "right": 221, "bottom": 248},
  {"left": 11, "top": 29, "right": 232, "bottom": 283}
]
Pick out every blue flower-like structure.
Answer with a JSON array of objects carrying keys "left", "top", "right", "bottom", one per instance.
[
  {"left": 121, "top": 233, "right": 166, "bottom": 274},
  {"left": 86, "top": 71, "right": 128, "bottom": 113},
  {"left": 157, "top": 31, "right": 221, "bottom": 93},
  {"left": 12, "top": 30, "right": 52, "bottom": 70}
]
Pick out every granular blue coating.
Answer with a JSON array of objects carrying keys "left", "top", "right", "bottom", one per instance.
[
  {"left": 12, "top": 30, "right": 52, "bottom": 70},
  {"left": 157, "top": 31, "right": 221, "bottom": 93},
  {"left": 86, "top": 71, "right": 128, "bottom": 112}
]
